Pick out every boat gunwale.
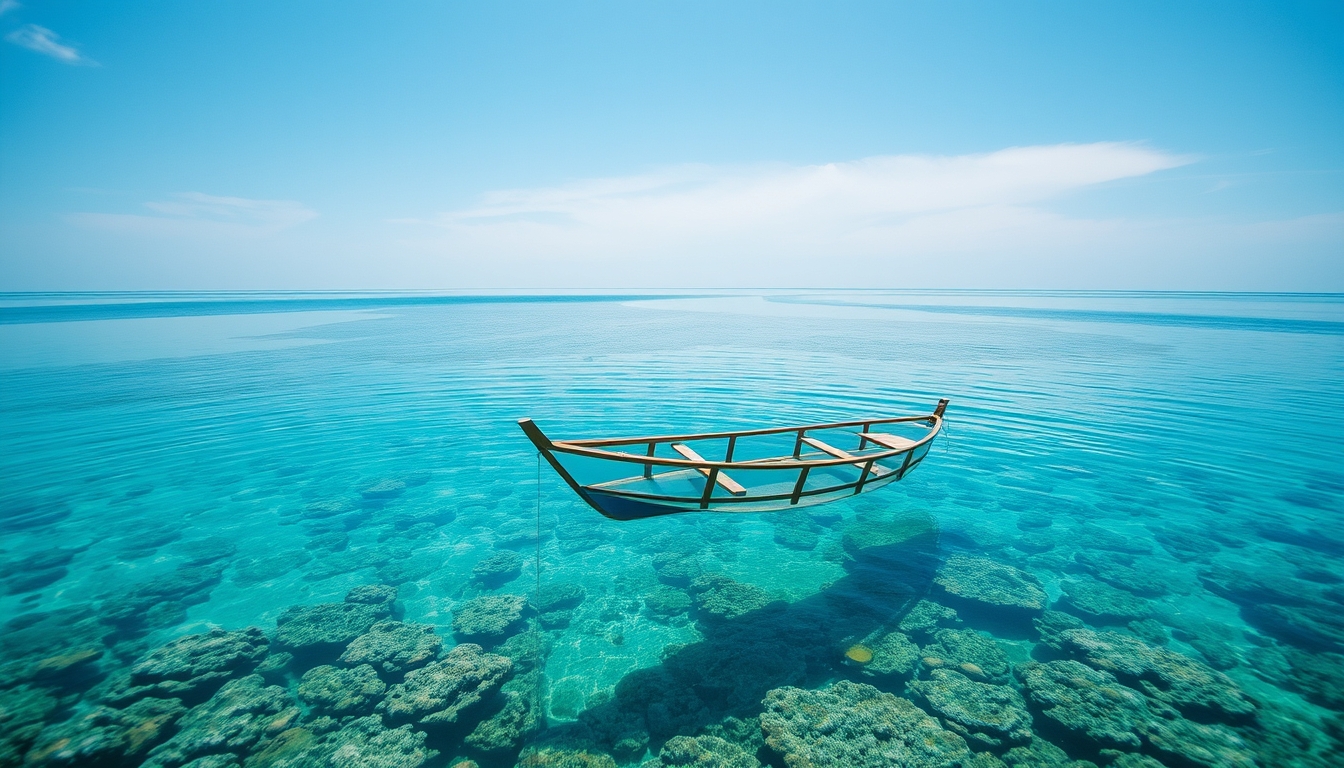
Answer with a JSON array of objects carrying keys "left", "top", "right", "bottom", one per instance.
[{"left": 544, "top": 413, "right": 943, "bottom": 471}]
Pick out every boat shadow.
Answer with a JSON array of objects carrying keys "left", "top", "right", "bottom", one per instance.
[{"left": 538, "top": 508, "right": 944, "bottom": 762}]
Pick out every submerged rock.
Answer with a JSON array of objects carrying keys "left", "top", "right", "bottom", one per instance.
[
  {"left": 652, "top": 552, "right": 703, "bottom": 587},
  {"left": 232, "top": 551, "right": 314, "bottom": 587},
  {"left": 100, "top": 562, "right": 227, "bottom": 635},
  {"left": 934, "top": 555, "right": 1046, "bottom": 623},
  {"left": 124, "top": 627, "right": 269, "bottom": 705},
  {"left": 242, "top": 716, "right": 436, "bottom": 768},
  {"left": 690, "top": 574, "right": 775, "bottom": 622},
  {"left": 173, "top": 537, "right": 238, "bottom": 567},
  {"left": 0, "top": 685, "right": 59, "bottom": 767},
  {"left": 643, "top": 585, "right": 692, "bottom": 620},
  {"left": 379, "top": 643, "right": 511, "bottom": 726},
  {"left": 465, "top": 670, "right": 542, "bottom": 754},
  {"left": 453, "top": 594, "right": 529, "bottom": 642},
  {"left": 1057, "top": 579, "right": 1151, "bottom": 625},
  {"left": 1017, "top": 660, "right": 1155, "bottom": 749},
  {"left": 473, "top": 551, "right": 524, "bottom": 587},
  {"left": 760, "top": 680, "right": 971, "bottom": 768},
  {"left": 910, "top": 669, "right": 1033, "bottom": 749},
  {"left": 1073, "top": 552, "right": 1167, "bottom": 598},
  {"left": 514, "top": 748, "right": 618, "bottom": 767},
  {"left": 1054, "top": 628, "right": 1256, "bottom": 721},
  {"left": 535, "top": 583, "right": 587, "bottom": 614},
  {"left": 899, "top": 600, "right": 963, "bottom": 640},
  {"left": 24, "top": 697, "right": 186, "bottom": 767},
  {"left": 645, "top": 734, "right": 761, "bottom": 767},
  {"left": 857, "top": 630, "right": 920, "bottom": 680},
  {"left": 298, "top": 664, "right": 387, "bottom": 717},
  {"left": 275, "top": 591, "right": 392, "bottom": 653},
  {"left": 142, "top": 675, "right": 296, "bottom": 768},
  {"left": 340, "top": 621, "right": 442, "bottom": 677},
  {"left": 920, "top": 629, "right": 1011, "bottom": 684}
]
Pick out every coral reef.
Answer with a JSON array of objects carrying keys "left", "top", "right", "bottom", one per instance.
[
  {"left": 514, "top": 748, "right": 618, "bottom": 767},
  {"left": 1017, "top": 660, "right": 1156, "bottom": 749},
  {"left": 934, "top": 555, "right": 1047, "bottom": 622},
  {"left": 275, "top": 600, "right": 391, "bottom": 654},
  {"left": 473, "top": 551, "right": 525, "bottom": 587},
  {"left": 0, "top": 685, "right": 59, "bottom": 766},
  {"left": 1073, "top": 552, "right": 1167, "bottom": 598},
  {"left": 340, "top": 621, "right": 443, "bottom": 677},
  {"left": 141, "top": 675, "right": 297, "bottom": 767},
  {"left": 643, "top": 585, "right": 692, "bottom": 621},
  {"left": 453, "top": 595, "right": 529, "bottom": 643},
  {"left": 379, "top": 643, "right": 511, "bottom": 726},
  {"left": 689, "top": 574, "right": 774, "bottom": 622},
  {"left": 298, "top": 664, "right": 387, "bottom": 717},
  {"left": 1053, "top": 628, "right": 1256, "bottom": 721},
  {"left": 117, "top": 627, "right": 269, "bottom": 705},
  {"left": 1057, "top": 579, "right": 1151, "bottom": 625},
  {"left": 910, "top": 669, "right": 1033, "bottom": 749},
  {"left": 857, "top": 630, "right": 920, "bottom": 679},
  {"left": 899, "top": 600, "right": 963, "bottom": 640},
  {"left": 759, "top": 680, "right": 971, "bottom": 768},
  {"left": 920, "top": 629, "right": 1011, "bottom": 684},
  {"left": 643, "top": 734, "right": 761, "bottom": 767},
  {"left": 24, "top": 697, "right": 185, "bottom": 766}
]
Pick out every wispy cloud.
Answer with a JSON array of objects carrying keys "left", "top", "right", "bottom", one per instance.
[
  {"left": 0, "top": 1, "right": 22, "bottom": 17},
  {"left": 5, "top": 23, "right": 97, "bottom": 65},
  {"left": 71, "top": 193, "right": 318, "bottom": 237},
  {"left": 401, "top": 143, "right": 1194, "bottom": 285}
]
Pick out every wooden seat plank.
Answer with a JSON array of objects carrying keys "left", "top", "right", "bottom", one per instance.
[
  {"left": 671, "top": 443, "right": 748, "bottom": 496},
  {"left": 801, "top": 436, "right": 886, "bottom": 476},
  {"left": 861, "top": 432, "right": 917, "bottom": 451}
]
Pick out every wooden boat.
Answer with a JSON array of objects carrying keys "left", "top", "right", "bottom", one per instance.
[{"left": 518, "top": 398, "right": 949, "bottom": 520}]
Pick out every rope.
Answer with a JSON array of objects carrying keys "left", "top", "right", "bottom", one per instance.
[{"left": 533, "top": 450, "right": 543, "bottom": 728}]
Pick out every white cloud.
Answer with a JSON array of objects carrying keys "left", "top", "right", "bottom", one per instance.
[
  {"left": 71, "top": 192, "right": 318, "bottom": 238},
  {"left": 402, "top": 143, "right": 1198, "bottom": 285},
  {"left": 0, "top": 1, "right": 22, "bottom": 17},
  {"left": 5, "top": 24, "right": 96, "bottom": 65}
]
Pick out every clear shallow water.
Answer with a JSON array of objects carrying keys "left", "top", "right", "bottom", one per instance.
[{"left": 0, "top": 291, "right": 1341, "bottom": 768}]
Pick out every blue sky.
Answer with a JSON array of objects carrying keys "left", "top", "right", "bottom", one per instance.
[{"left": 1, "top": 1, "right": 1340, "bottom": 290}]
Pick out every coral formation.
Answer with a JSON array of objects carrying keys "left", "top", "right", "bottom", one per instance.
[
  {"left": 910, "top": 668, "right": 1033, "bottom": 749},
  {"left": 920, "top": 629, "right": 1011, "bottom": 684},
  {"left": 120, "top": 627, "right": 269, "bottom": 705},
  {"left": 24, "top": 697, "right": 186, "bottom": 766},
  {"left": 644, "top": 734, "right": 761, "bottom": 767},
  {"left": 1053, "top": 628, "right": 1256, "bottom": 721},
  {"left": 379, "top": 643, "right": 511, "bottom": 726},
  {"left": 474, "top": 551, "right": 525, "bottom": 587},
  {"left": 761, "top": 680, "right": 971, "bottom": 768},
  {"left": 275, "top": 601, "right": 391, "bottom": 654},
  {"left": 453, "top": 595, "right": 529, "bottom": 642},
  {"left": 298, "top": 664, "right": 387, "bottom": 717},
  {"left": 934, "top": 555, "right": 1047, "bottom": 622},
  {"left": 643, "top": 585, "right": 692, "bottom": 620},
  {"left": 340, "top": 621, "right": 443, "bottom": 677},
  {"left": 857, "top": 630, "right": 920, "bottom": 680},
  {"left": 690, "top": 574, "right": 774, "bottom": 622},
  {"left": 141, "top": 675, "right": 296, "bottom": 767},
  {"left": 1057, "top": 579, "right": 1151, "bottom": 625}
]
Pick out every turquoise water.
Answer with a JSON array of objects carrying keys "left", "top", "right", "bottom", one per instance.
[{"left": 1, "top": 291, "right": 1341, "bottom": 768}]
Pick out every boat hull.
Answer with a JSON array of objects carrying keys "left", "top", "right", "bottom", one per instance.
[{"left": 520, "top": 400, "right": 947, "bottom": 520}]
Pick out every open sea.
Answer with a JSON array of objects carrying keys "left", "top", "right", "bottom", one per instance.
[{"left": 1, "top": 290, "right": 1341, "bottom": 768}]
